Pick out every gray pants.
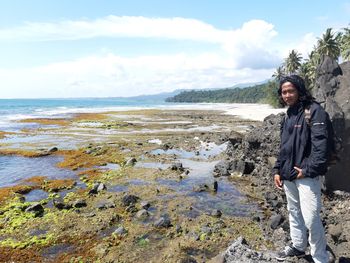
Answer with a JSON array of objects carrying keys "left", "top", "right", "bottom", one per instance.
[{"left": 284, "top": 176, "right": 329, "bottom": 263}]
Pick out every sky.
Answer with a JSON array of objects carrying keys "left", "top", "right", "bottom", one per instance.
[{"left": 0, "top": 0, "right": 349, "bottom": 98}]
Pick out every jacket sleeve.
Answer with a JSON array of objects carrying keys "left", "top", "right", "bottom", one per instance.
[
  {"left": 301, "top": 106, "right": 328, "bottom": 177},
  {"left": 272, "top": 115, "right": 285, "bottom": 176},
  {"left": 272, "top": 156, "right": 281, "bottom": 176}
]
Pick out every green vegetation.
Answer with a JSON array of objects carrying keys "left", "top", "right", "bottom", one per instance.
[
  {"left": 167, "top": 25, "right": 350, "bottom": 108},
  {"left": 272, "top": 26, "right": 350, "bottom": 90},
  {"left": 166, "top": 83, "right": 272, "bottom": 103}
]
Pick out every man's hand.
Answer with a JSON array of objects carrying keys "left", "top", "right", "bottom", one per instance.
[
  {"left": 274, "top": 174, "right": 283, "bottom": 190},
  {"left": 294, "top": 166, "right": 304, "bottom": 179}
]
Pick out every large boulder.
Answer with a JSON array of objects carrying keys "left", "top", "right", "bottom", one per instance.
[{"left": 314, "top": 57, "right": 350, "bottom": 192}]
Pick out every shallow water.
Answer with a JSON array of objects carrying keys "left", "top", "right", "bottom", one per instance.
[
  {"left": 107, "top": 184, "right": 128, "bottom": 192},
  {"left": 155, "top": 159, "right": 256, "bottom": 217},
  {"left": 134, "top": 162, "right": 170, "bottom": 170},
  {"left": 129, "top": 157, "right": 259, "bottom": 218},
  {"left": 0, "top": 134, "right": 81, "bottom": 150},
  {"left": 95, "top": 163, "right": 121, "bottom": 170},
  {"left": 0, "top": 155, "right": 77, "bottom": 187},
  {"left": 41, "top": 243, "right": 76, "bottom": 260},
  {"left": 24, "top": 189, "right": 49, "bottom": 202},
  {"left": 151, "top": 142, "right": 228, "bottom": 160},
  {"left": 107, "top": 178, "right": 150, "bottom": 193}
]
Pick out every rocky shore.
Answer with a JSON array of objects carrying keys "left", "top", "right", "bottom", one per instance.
[
  {"left": 211, "top": 57, "right": 350, "bottom": 263},
  {"left": 0, "top": 56, "right": 349, "bottom": 263},
  {"left": 0, "top": 107, "right": 271, "bottom": 263},
  {"left": 212, "top": 113, "right": 350, "bottom": 262}
]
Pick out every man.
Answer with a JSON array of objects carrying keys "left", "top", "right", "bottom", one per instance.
[{"left": 273, "top": 75, "right": 329, "bottom": 263}]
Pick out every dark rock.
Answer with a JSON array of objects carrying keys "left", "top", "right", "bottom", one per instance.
[
  {"left": 125, "top": 204, "right": 138, "bottom": 213},
  {"left": 89, "top": 182, "right": 107, "bottom": 195},
  {"left": 114, "top": 226, "right": 127, "bottom": 236},
  {"left": 213, "top": 160, "right": 230, "bottom": 177},
  {"left": 269, "top": 200, "right": 282, "bottom": 209},
  {"left": 264, "top": 192, "right": 278, "bottom": 201},
  {"left": 140, "top": 201, "right": 151, "bottom": 210},
  {"left": 211, "top": 209, "right": 222, "bottom": 218},
  {"left": 25, "top": 203, "right": 44, "bottom": 217},
  {"left": 96, "top": 200, "right": 115, "bottom": 210},
  {"left": 48, "top": 147, "right": 58, "bottom": 153},
  {"left": 264, "top": 192, "right": 282, "bottom": 208},
  {"left": 269, "top": 214, "right": 283, "bottom": 230},
  {"left": 135, "top": 209, "right": 149, "bottom": 219},
  {"left": 213, "top": 180, "right": 218, "bottom": 192},
  {"left": 154, "top": 216, "right": 172, "bottom": 228},
  {"left": 228, "top": 160, "right": 255, "bottom": 176},
  {"left": 228, "top": 136, "right": 242, "bottom": 147},
  {"left": 162, "top": 143, "right": 172, "bottom": 150},
  {"left": 252, "top": 215, "right": 261, "bottom": 222},
  {"left": 126, "top": 157, "right": 137, "bottom": 166},
  {"left": 53, "top": 199, "right": 70, "bottom": 210},
  {"left": 72, "top": 199, "right": 87, "bottom": 208},
  {"left": 313, "top": 56, "right": 349, "bottom": 192},
  {"left": 122, "top": 194, "right": 140, "bottom": 207},
  {"left": 170, "top": 162, "right": 184, "bottom": 172},
  {"left": 175, "top": 224, "right": 182, "bottom": 233}
]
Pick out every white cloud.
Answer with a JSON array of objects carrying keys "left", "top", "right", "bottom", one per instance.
[
  {"left": 279, "top": 32, "right": 318, "bottom": 61},
  {"left": 294, "top": 33, "right": 318, "bottom": 58},
  {"left": 0, "top": 16, "right": 286, "bottom": 98},
  {"left": 0, "top": 16, "right": 275, "bottom": 45},
  {"left": 0, "top": 16, "right": 281, "bottom": 69},
  {"left": 0, "top": 53, "right": 274, "bottom": 98}
]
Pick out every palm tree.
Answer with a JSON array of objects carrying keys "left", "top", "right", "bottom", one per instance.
[
  {"left": 284, "top": 50, "right": 302, "bottom": 74},
  {"left": 302, "top": 49, "right": 321, "bottom": 90},
  {"left": 272, "top": 66, "right": 285, "bottom": 81},
  {"left": 298, "top": 63, "right": 311, "bottom": 88},
  {"left": 340, "top": 27, "right": 350, "bottom": 61},
  {"left": 316, "top": 28, "right": 341, "bottom": 60}
]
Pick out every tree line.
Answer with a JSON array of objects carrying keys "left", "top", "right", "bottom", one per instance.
[{"left": 166, "top": 84, "right": 269, "bottom": 103}]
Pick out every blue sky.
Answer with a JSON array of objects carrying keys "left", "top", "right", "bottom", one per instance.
[{"left": 0, "top": 0, "right": 349, "bottom": 98}]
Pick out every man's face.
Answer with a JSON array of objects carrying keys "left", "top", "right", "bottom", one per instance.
[{"left": 281, "top": 81, "right": 299, "bottom": 106}]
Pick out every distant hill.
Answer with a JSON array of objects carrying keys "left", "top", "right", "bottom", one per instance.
[
  {"left": 165, "top": 81, "right": 277, "bottom": 104},
  {"left": 125, "top": 79, "right": 271, "bottom": 103},
  {"left": 128, "top": 90, "right": 185, "bottom": 101}
]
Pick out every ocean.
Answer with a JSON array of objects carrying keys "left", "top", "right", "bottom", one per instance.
[
  {"left": 0, "top": 97, "right": 174, "bottom": 187},
  {"left": 0, "top": 98, "right": 284, "bottom": 132},
  {"left": 0, "top": 97, "right": 174, "bottom": 132}
]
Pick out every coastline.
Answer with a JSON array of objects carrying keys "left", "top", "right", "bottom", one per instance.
[{"left": 0, "top": 104, "right": 284, "bottom": 262}]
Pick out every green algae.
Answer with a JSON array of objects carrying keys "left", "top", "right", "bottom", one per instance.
[
  {"left": 0, "top": 108, "right": 267, "bottom": 262},
  {"left": 0, "top": 233, "right": 55, "bottom": 249}
]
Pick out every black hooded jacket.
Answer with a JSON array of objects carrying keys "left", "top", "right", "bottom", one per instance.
[{"left": 273, "top": 101, "right": 329, "bottom": 181}]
